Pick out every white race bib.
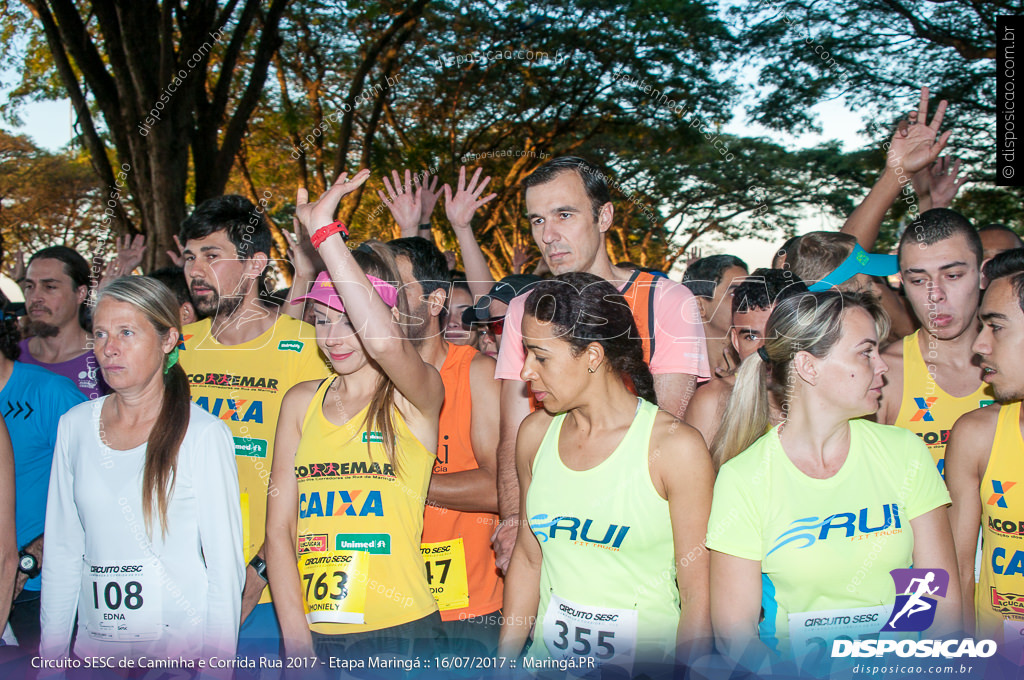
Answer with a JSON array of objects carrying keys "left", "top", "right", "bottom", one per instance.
[
  {"left": 83, "top": 560, "right": 162, "bottom": 642},
  {"left": 788, "top": 605, "right": 890, "bottom": 672},
  {"left": 542, "top": 593, "right": 639, "bottom": 674}
]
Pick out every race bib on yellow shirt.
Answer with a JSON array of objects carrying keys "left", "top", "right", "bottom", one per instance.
[
  {"left": 421, "top": 538, "right": 469, "bottom": 611},
  {"left": 542, "top": 593, "right": 638, "bottom": 674},
  {"left": 83, "top": 560, "right": 162, "bottom": 642},
  {"left": 299, "top": 551, "right": 368, "bottom": 625}
]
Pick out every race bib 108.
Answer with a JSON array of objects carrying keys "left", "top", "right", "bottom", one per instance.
[{"left": 83, "top": 560, "right": 162, "bottom": 642}]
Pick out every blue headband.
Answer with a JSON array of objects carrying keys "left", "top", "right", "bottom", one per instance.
[{"left": 807, "top": 244, "right": 898, "bottom": 292}]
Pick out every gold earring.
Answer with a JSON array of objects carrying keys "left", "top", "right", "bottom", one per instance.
[{"left": 588, "top": 367, "right": 595, "bottom": 373}]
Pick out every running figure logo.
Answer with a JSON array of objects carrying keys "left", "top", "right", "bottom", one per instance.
[{"left": 882, "top": 568, "right": 950, "bottom": 632}]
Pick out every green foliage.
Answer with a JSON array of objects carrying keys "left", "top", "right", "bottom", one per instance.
[{"left": 0, "top": 0, "right": 1013, "bottom": 274}]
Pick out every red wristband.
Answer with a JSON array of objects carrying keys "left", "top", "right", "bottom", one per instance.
[{"left": 311, "top": 221, "right": 349, "bottom": 249}]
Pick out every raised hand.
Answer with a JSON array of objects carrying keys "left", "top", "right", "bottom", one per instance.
[
  {"left": 295, "top": 170, "right": 372, "bottom": 240},
  {"left": 165, "top": 235, "right": 186, "bottom": 268},
  {"left": 284, "top": 219, "right": 318, "bottom": 276},
  {"left": 443, "top": 166, "right": 497, "bottom": 231},
  {"left": 911, "top": 165, "right": 931, "bottom": 199},
  {"left": 929, "top": 156, "right": 968, "bottom": 209},
  {"left": 377, "top": 169, "right": 422, "bottom": 234},
  {"left": 685, "top": 247, "right": 703, "bottom": 268},
  {"left": 3, "top": 248, "right": 26, "bottom": 283},
  {"left": 887, "top": 86, "right": 952, "bottom": 176},
  {"left": 418, "top": 173, "right": 442, "bottom": 225},
  {"left": 111, "top": 234, "right": 147, "bottom": 276},
  {"left": 512, "top": 243, "right": 531, "bottom": 275}
]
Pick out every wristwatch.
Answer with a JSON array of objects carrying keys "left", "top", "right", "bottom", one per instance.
[
  {"left": 18, "top": 550, "right": 40, "bottom": 579},
  {"left": 249, "top": 554, "right": 268, "bottom": 582}
]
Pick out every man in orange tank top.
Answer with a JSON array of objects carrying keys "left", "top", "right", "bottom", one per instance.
[
  {"left": 877, "top": 210, "right": 993, "bottom": 478},
  {"left": 946, "top": 266, "right": 1024, "bottom": 655},
  {"left": 387, "top": 236, "right": 503, "bottom": 654}
]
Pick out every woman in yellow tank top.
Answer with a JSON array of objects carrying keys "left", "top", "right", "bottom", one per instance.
[{"left": 265, "top": 170, "right": 445, "bottom": 665}]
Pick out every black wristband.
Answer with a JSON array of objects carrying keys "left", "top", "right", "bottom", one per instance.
[
  {"left": 249, "top": 554, "right": 268, "bottom": 582},
  {"left": 418, "top": 223, "right": 432, "bottom": 231},
  {"left": 18, "top": 550, "right": 40, "bottom": 579}
]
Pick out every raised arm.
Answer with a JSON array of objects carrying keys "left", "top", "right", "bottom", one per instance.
[
  {"left": 282, "top": 222, "right": 320, "bottom": 321},
  {"left": 445, "top": 166, "right": 498, "bottom": 299},
  {"left": 296, "top": 170, "right": 444, "bottom": 417},
  {"left": 418, "top": 174, "right": 443, "bottom": 240},
  {"left": 841, "top": 87, "right": 951, "bottom": 251},
  {"left": 927, "top": 156, "right": 968, "bottom": 209}
]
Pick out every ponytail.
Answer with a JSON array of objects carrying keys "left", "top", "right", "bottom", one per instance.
[
  {"left": 711, "top": 353, "right": 771, "bottom": 469},
  {"left": 143, "top": 361, "right": 190, "bottom": 537}
]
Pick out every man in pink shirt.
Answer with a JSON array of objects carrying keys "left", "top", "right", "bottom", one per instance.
[{"left": 492, "top": 156, "right": 710, "bottom": 570}]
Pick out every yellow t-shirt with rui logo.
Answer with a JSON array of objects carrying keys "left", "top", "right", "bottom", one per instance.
[{"left": 180, "top": 314, "right": 329, "bottom": 603}]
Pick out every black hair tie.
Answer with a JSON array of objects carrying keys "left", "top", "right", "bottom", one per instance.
[{"left": 757, "top": 346, "right": 771, "bottom": 364}]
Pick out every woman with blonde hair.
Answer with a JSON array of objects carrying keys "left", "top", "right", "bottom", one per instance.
[
  {"left": 266, "top": 170, "right": 445, "bottom": 663},
  {"left": 707, "top": 290, "right": 959, "bottom": 676},
  {"left": 40, "top": 276, "right": 243, "bottom": 666}
]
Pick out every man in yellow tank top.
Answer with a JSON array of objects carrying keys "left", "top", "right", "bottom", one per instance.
[
  {"left": 947, "top": 269, "right": 1024, "bottom": 659},
  {"left": 877, "top": 210, "right": 993, "bottom": 478},
  {"left": 387, "top": 237, "right": 503, "bottom": 653},
  {"left": 177, "top": 196, "right": 329, "bottom": 666}
]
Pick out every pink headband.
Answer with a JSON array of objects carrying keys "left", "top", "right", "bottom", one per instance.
[{"left": 291, "top": 271, "right": 399, "bottom": 313}]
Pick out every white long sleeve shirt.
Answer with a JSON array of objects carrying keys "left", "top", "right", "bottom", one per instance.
[{"left": 40, "top": 398, "right": 244, "bottom": 664}]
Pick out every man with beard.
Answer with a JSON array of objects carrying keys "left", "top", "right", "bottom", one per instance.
[
  {"left": 177, "top": 195, "right": 328, "bottom": 667},
  {"left": 946, "top": 267, "right": 1024, "bottom": 657},
  {"left": 876, "top": 209, "right": 994, "bottom": 479},
  {"left": 18, "top": 246, "right": 107, "bottom": 399},
  {"left": 387, "top": 236, "right": 503, "bottom": 653}
]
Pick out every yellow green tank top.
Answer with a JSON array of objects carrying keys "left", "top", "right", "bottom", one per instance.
[
  {"left": 978, "top": 401, "right": 1024, "bottom": 643},
  {"left": 525, "top": 399, "right": 680, "bottom": 672},
  {"left": 293, "top": 377, "right": 437, "bottom": 634},
  {"left": 893, "top": 330, "right": 994, "bottom": 478}
]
